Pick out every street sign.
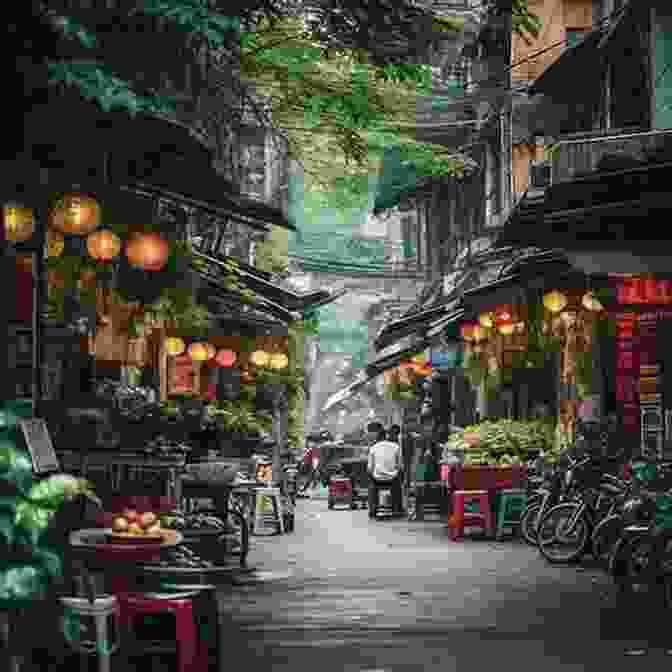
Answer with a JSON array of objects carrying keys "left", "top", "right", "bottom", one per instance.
[{"left": 430, "top": 345, "right": 462, "bottom": 370}]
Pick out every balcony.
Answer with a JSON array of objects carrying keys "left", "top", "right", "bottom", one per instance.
[{"left": 550, "top": 128, "right": 672, "bottom": 184}]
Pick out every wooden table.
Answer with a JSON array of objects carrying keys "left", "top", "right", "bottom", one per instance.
[{"left": 69, "top": 528, "right": 183, "bottom": 595}]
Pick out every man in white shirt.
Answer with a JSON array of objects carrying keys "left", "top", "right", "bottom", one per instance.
[{"left": 367, "top": 422, "right": 403, "bottom": 518}]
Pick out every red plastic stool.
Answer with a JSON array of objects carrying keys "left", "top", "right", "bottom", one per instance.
[
  {"left": 117, "top": 592, "right": 207, "bottom": 672},
  {"left": 448, "top": 490, "right": 494, "bottom": 541}
]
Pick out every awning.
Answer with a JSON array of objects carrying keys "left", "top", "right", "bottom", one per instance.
[
  {"left": 528, "top": 3, "right": 633, "bottom": 100},
  {"left": 497, "top": 160, "right": 672, "bottom": 254},
  {"left": 194, "top": 251, "right": 344, "bottom": 312},
  {"left": 23, "top": 91, "right": 296, "bottom": 231},
  {"left": 366, "top": 342, "right": 428, "bottom": 379},
  {"left": 374, "top": 297, "right": 462, "bottom": 351},
  {"left": 198, "top": 272, "right": 299, "bottom": 324},
  {"left": 321, "top": 372, "right": 371, "bottom": 413},
  {"left": 425, "top": 309, "right": 465, "bottom": 342}
]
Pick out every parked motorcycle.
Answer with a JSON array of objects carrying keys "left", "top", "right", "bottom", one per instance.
[
  {"left": 536, "top": 458, "right": 629, "bottom": 564},
  {"left": 519, "top": 455, "right": 588, "bottom": 547}
]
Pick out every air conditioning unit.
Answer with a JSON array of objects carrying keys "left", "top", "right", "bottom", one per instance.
[{"left": 529, "top": 160, "right": 551, "bottom": 190}]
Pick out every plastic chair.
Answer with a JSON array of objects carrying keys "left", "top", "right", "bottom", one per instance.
[
  {"left": 117, "top": 592, "right": 208, "bottom": 672},
  {"left": 495, "top": 489, "right": 528, "bottom": 540},
  {"left": 448, "top": 490, "right": 494, "bottom": 541},
  {"left": 60, "top": 595, "right": 119, "bottom": 672},
  {"left": 253, "top": 487, "right": 285, "bottom": 535}
]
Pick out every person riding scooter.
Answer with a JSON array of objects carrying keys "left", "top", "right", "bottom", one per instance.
[{"left": 367, "top": 422, "right": 403, "bottom": 518}]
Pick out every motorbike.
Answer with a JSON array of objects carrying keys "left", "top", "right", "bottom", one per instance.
[
  {"left": 519, "top": 455, "right": 589, "bottom": 547},
  {"left": 536, "top": 458, "right": 629, "bottom": 564}
]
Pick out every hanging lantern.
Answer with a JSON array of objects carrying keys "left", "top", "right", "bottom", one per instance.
[
  {"left": 164, "top": 337, "right": 186, "bottom": 357},
  {"left": 497, "top": 319, "right": 515, "bottom": 336},
  {"left": 543, "top": 290, "right": 568, "bottom": 313},
  {"left": 269, "top": 353, "right": 289, "bottom": 370},
  {"left": 4, "top": 203, "right": 35, "bottom": 242},
  {"left": 495, "top": 305, "right": 513, "bottom": 322},
  {"left": 479, "top": 312, "right": 494, "bottom": 328},
  {"left": 51, "top": 194, "right": 100, "bottom": 235},
  {"left": 581, "top": 291, "right": 604, "bottom": 312},
  {"left": 87, "top": 229, "right": 121, "bottom": 262},
  {"left": 188, "top": 342, "right": 213, "bottom": 362},
  {"left": 250, "top": 350, "right": 270, "bottom": 367},
  {"left": 126, "top": 232, "right": 170, "bottom": 271},
  {"left": 215, "top": 349, "right": 237, "bottom": 368}
]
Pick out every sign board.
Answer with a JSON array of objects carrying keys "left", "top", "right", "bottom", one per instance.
[
  {"left": 18, "top": 418, "right": 60, "bottom": 475},
  {"left": 430, "top": 345, "right": 463, "bottom": 370}
]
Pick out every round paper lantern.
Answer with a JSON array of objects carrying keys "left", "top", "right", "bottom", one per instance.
[
  {"left": 164, "top": 337, "right": 186, "bottom": 357},
  {"left": 269, "top": 353, "right": 289, "bottom": 370},
  {"left": 250, "top": 350, "right": 270, "bottom": 367},
  {"left": 495, "top": 305, "right": 512, "bottom": 322},
  {"left": 497, "top": 320, "right": 515, "bottom": 336},
  {"left": 188, "top": 342, "right": 213, "bottom": 362},
  {"left": 51, "top": 194, "right": 100, "bottom": 235},
  {"left": 543, "top": 290, "right": 568, "bottom": 314},
  {"left": 87, "top": 229, "right": 121, "bottom": 262},
  {"left": 581, "top": 291, "right": 603, "bottom": 312},
  {"left": 4, "top": 203, "right": 34, "bottom": 242},
  {"left": 126, "top": 232, "right": 170, "bottom": 271},
  {"left": 479, "top": 312, "right": 494, "bottom": 329},
  {"left": 215, "top": 349, "right": 237, "bottom": 367}
]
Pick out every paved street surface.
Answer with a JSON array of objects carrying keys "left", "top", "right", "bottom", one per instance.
[{"left": 215, "top": 499, "right": 672, "bottom": 671}]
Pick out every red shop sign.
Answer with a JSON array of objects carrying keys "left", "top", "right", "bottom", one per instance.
[{"left": 617, "top": 277, "right": 672, "bottom": 305}]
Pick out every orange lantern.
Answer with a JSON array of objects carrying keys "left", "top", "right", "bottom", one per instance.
[
  {"left": 87, "top": 229, "right": 121, "bottom": 262},
  {"left": 250, "top": 350, "right": 270, "bottom": 367},
  {"left": 4, "top": 203, "right": 34, "bottom": 242},
  {"left": 126, "top": 232, "right": 170, "bottom": 271},
  {"left": 215, "top": 349, "right": 237, "bottom": 367},
  {"left": 50, "top": 193, "right": 100, "bottom": 235},
  {"left": 188, "top": 342, "right": 213, "bottom": 362},
  {"left": 497, "top": 319, "right": 515, "bottom": 336}
]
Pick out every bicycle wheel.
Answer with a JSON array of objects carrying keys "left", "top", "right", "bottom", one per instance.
[
  {"left": 519, "top": 503, "right": 542, "bottom": 546},
  {"left": 219, "top": 508, "right": 250, "bottom": 567},
  {"left": 537, "top": 503, "right": 590, "bottom": 564}
]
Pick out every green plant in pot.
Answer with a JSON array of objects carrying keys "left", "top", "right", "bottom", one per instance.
[{"left": 0, "top": 439, "right": 101, "bottom": 664}]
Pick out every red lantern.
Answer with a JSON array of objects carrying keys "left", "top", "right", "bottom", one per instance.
[
  {"left": 495, "top": 305, "right": 513, "bottom": 322},
  {"left": 215, "top": 349, "right": 237, "bottom": 368},
  {"left": 126, "top": 232, "right": 170, "bottom": 271}
]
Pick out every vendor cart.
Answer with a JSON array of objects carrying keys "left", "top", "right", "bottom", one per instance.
[{"left": 339, "top": 457, "right": 368, "bottom": 509}]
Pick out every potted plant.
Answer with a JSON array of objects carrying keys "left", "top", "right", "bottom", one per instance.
[{"left": 0, "top": 438, "right": 101, "bottom": 669}]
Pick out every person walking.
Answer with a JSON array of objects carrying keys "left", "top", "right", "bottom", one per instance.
[{"left": 367, "top": 422, "right": 403, "bottom": 518}]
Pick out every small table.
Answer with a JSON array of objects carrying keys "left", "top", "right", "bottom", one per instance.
[{"left": 69, "top": 528, "right": 183, "bottom": 595}]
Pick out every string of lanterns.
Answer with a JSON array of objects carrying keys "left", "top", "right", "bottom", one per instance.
[
  {"left": 4, "top": 193, "right": 171, "bottom": 272},
  {"left": 163, "top": 338, "right": 289, "bottom": 370},
  {"left": 461, "top": 288, "right": 604, "bottom": 348}
]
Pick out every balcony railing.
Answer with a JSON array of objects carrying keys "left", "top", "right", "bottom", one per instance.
[{"left": 551, "top": 127, "right": 672, "bottom": 184}]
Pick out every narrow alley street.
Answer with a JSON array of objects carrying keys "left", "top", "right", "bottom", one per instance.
[{"left": 215, "top": 499, "right": 672, "bottom": 672}]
